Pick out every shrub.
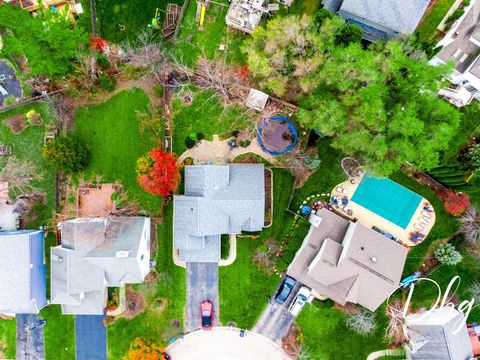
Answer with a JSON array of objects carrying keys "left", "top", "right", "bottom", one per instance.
[
  {"left": 463, "top": 0, "right": 471, "bottom": 6},
  {"left": 335, "top": 24, "right": 363, "bottom": 46},
  {"left": 136, "top": 148, "right": 180, "bottom": 197},
  {"left": 24, "top": 110, "right": 43, "bottom": 126},
  {"left": 42, "top": 135, "right": 89, "bottom": 173},
  {"left": 96, "top": 54, "right": 110, "bottom": 69},
  {"left": 437, "top": 189, "right": 470, "bottom": 216},
  {"left": 345, "top": 310, "right": 376, "bottom": 334},
  {"left": 313, "top": 8, "right": 333, "bottom": 30},
  {"left": 239, "top": 139, "right": 251, "bottom": 148},
  {"left": 465, "top": 144, "right": 480, "bottom": 170},
  {"left": 185, "top": 136, "right": 196, "bottom": 149},
  {"left": 3, "top": 95, "right": 15, "bottom": 106},
  {"left": 231, "top": 130, "right": 240, "bottom": 138},
  {"left": 434, "top": 243, "right": 462, "bottom": 265},
  {"left": 153, "top": 85, "right": 163, "bottom": 98},
  {"left": 99, "top": 74, "right": 116, "bottom": 92},
  {"left": 196, "top": 132, "right": 205, "bottom": 141}
]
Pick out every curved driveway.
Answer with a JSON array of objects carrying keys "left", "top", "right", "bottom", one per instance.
[{"left": 166, "top": 327, "right": 291, "bottom": 360}]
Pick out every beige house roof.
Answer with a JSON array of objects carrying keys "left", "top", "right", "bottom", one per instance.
[{"left": 287, "top": 208, "right": 408, "bottom": 311}]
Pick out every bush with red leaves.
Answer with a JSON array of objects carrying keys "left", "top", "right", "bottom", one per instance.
[
  {"left": 437, "top": 189, "right": 470, "bottom": 216},
  {"left": 136, "top": 149, "right": 180, "bottom": 197}
]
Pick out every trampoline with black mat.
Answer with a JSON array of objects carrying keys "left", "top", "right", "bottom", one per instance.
[
  {"left": 257, "top": 116, "right": 297, "bottom": 156},
  {"left": 0, "top": 60, "right": 22, "bottom": 106}
]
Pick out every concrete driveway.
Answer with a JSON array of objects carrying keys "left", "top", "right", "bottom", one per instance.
[
  {"left": 16, "top": 314, "right": 45, "bottom": 360},
  {"left": 186, "top": 262, "right": 219, "bottom": 332},
  {"left": 252, "top": 281, "right": 300, "bottom": 343},
  {"left": 166, "top": 327, "right": 291, "bottom": 360}
]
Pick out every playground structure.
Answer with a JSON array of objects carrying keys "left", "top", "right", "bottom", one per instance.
[
  {"left": 19, "top": 0, "right": 83, "bottom": 18},
  {"left": 225, "top": 0, "right": 266, "bottom": 34},
  {"left": 257, "top": 116, "right": 297, "bottom": 156},
  {"left": 149, "top": 4, "right": 182, "bottom": 39}
]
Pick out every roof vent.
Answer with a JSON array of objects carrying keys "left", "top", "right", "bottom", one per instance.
[
  {"left": 370, "top": 256, "right": 377, "bottom": 263},
  {"left": 360, "top": 246, "right": 365, "bottom": 251},
  {"left": 52, "top": 254, "right": 63, "bottom": 263},
  {"left": 116, "top": 250, "right": 130, "bottom": 258}
]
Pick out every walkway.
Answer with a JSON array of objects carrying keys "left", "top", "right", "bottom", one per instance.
[
  {"left": 16, "top": 314, "right": 45, "bottom": 360},
  {"left": 177, "top": 135, "right": 278, "bottom": 165},
  {"left": 185, "top": 262, "right": 219, "bottom": 332},
  {"left": 166, "top": 327, "right": 291, "bottom": 360},
  {"left": 75, "top": 315, "right": 106, "bottom": 360},
  {"left": 366, "top": 349, "right": 405, "bottom": 360}
]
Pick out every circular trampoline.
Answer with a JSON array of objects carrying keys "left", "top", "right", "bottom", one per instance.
[
  {"left": 257, "top": 116, "right": 297, "bottom": 156},
  {"left": 0, "top": 60, "right": 21, "bottom": 106}
]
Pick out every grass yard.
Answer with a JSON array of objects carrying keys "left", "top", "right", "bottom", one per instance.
[
  {"left": 280, "top": 0, "right": 321, "bottom": 16},
  {"left": 73, "top": 88, "right": 162, "bottom": 215},
  {"left": 219, "top": 169, "right": 296, "bottom": 328},
  {"left": 107, "top": 204, "right": 186, "bottom": 359},
  {"left": 171, "top": 87, "right": 253, "bottom": 155},
  {"left": 41, "top": 305, "right": 76, "bottom": 360},
  {"left": 174, "top": 0, "right": 245, "bottom": 67},
  {"left": 0, "top": 320, "right": 15, "bottom": 359},
  {"left": 297, "top": 302, "right": 390, "bottom": 360},
  {"left": 416, "top": 0, "right": 456, "bottom": 41},
  {"left": 95, "top": 0, "right": 184, "bottom": 43}
]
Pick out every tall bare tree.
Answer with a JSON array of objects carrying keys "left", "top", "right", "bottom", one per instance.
[
  {"left": 0, "top": 156, "right": 44, "bottom": 198},
  {"left": 460, "top": 206, "right": 480, "bottom": 244},
  {"left": 345, "top": 309, "right": 376, "bottom": 334}
]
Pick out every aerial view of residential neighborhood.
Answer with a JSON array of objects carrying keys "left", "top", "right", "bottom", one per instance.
[{"left": 2, "top": 0, "right": 480, "bottom": 358}]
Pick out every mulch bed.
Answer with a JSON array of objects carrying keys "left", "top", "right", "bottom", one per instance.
[
  {"left": 3, "top": 115, "right": 27, "bottom": 134},
  {"left": 125, "top": 287, "right": 146, "bottom": 320}
]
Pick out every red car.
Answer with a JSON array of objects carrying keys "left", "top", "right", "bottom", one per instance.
[{"left": 200, "top": 300, "right": 214, "bottom": 330}]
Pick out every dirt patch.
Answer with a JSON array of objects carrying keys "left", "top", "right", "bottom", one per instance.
[
  {"left": 150, "top": 297, "right": 167, "bottom": 313},
  {"left": 281, "top": 324, "right": 302, "bottom": 359},
  {"left": 3, "top": 115, "right": 27, "bottom": 134},
  {"left": 125, "top": 286, "right": 146, "bottom": 320},
  {"left": 334, "top": 302, "right": 359, "bottom": 314}
]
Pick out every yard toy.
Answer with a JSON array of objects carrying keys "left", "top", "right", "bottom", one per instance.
[{"left": 196, "top": 0, "right": 210, "bottom": 27}]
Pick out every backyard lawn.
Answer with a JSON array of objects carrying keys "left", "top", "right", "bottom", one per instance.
[
  {"left": 416, "top": 0, "right": 456, "bottom": 41},
  {"left": 107, "top": 205, "right": 186, "bottom": 359},
  {"left": 171, "top": 87, "right": 253, "bottom": 155},
  {"left": 73, "top": 88, "right": 163, "bottom": 215},
  {"left": 174, "top": 0, "right": 245, "bottom": 67},
  {"left": 94, "top": 0, "right": 184, "bottom": 43}
]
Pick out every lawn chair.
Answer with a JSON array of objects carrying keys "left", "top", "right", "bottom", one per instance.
[
  {"left": 418, "top": 217, "right": 428, "bottom": 225},
  {"left": 422, "top": 211, "right": 431, "bottom": 218},
  {"left": 414, "top": 223, "right": 424, "bottom": 231},
  {"left": 336, "top": 186, "right": 344, "bottom": 193}
]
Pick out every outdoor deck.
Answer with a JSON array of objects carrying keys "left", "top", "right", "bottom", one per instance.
[{"left": 331, "top": 173, "right": 435, "bottom": 246}]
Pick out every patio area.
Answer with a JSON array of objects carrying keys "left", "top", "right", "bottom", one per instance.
[
  {"left": 330, "top": 173, "right": 436, "bottom": 246},
  {"left": 76, "top": 184, "right": 115, "bottom": 217}
]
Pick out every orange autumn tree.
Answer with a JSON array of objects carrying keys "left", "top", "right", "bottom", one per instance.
[
  {"left": 124, "top": 337, "right": 165, "bottom": 360},
  {"left": 136, "top": 148, "right": 180, "bottom": 197}
]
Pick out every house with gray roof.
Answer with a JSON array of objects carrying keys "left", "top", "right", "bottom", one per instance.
[
  {"left": 430, "top": 0, "right": 480, "bottom": 101},
  {"left": 174, "top": 164, "right": 265, "bottom": 263},
  {"left": 0, "top": 230, "right": 47, "bottom": 314},
  {"left": 51, "top": 217, "right": 151, "bottom": 315},
  {"left": 323, "top": 0, "right": 430, "bottom": 42},
  {"left": 287, "top": 208, "right": 408, "bottom": 311},
  {"left": 404, "top": 308, "right": 475, "bottom": 360}
]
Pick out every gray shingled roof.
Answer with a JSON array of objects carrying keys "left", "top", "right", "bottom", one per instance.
[
  {"left": 0, "top": 230, "right": 46, "bottom": 314},
  {"left": 405, "top": 308, "right": 474, "bottom": 360},
  {"left": 339, "top": 0, "right": 430, "bottom": 34},
  {"left": 435, "top": 0, "right": 480, "bottom": 74},
  {"left": 51, "top": 217, "right": 150, "bottom": 315},
  {"left": 287, "top": 208, "right": 408, "bottom": 311},
  {"left": 174, "top": 164, "right": 265, "bottom": 263}
]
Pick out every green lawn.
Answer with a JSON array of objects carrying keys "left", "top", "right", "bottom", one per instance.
[
  {"left": 41, "top": 306, "right": 76, "bottom": 360},
  {"left": 94, "top": 0, "right": 184, "bottom": 43},
  {"left": 297, "top": 302, "right": 390, "bottom": 360},
  {"left": 173, "top": 0, "right": 245, "bottom": 67},
  {"left": 73, "top": 88, "right": 162, "bottom": 215},
  {"left": 416, "top": 0, "right": 456, "bottom": 41},
  {"left": 107, "top": 204, "right": 186, "bottom": 359},
  {"left": 0, "top": 319, "right": 15, "bottom": 359},
  {"left": 171, "top": 87, "right": 252, "bottom": 155}
]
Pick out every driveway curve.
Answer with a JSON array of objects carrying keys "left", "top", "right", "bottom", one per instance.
[{"left": 166, "top": 327, "right": 291, "bottom": 360}]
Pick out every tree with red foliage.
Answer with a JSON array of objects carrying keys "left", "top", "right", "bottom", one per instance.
[
  {"left": 90, "top": 35, "right": 109, "bottom": 52},
  {"left": 438, "top": 189, "right": 470, "bottom": 216},
  {"left": 136, "top": 149, "right": 180, "bottom": 197},
  {"left": 237, "top": 65, "right": 250, "bottom": 81}
]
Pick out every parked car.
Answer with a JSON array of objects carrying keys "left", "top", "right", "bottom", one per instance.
[
  {"left": 288, "top": 286, "right": 311, "bottom": 316},
  {"left": 201, "top": 300, "right": 214, "bottom": 330},
  {"left": 275, "top": 276, "right": 296, "bottom": 304}
]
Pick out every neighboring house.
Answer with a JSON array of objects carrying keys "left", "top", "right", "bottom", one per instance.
[
  {"left": 174, "top": 164, "right": 265, "bottom": 263},
  {"left": 287, "top": 208, "right": 408, "bottom": 311},
  {"left": 430, "top": 0, "right": 480, "bottom": 101},
  {"left": 0, "top": 230, "right": 47, "bottom": 314},
  {"left": 51, "top": 217, "right": 151, "bottom": 315},
  {"left": 323, "top": 0, "right": 430, "bottom": 42},
  {"left": 404, "top": 308, "right": 475, "bottom": 360}
]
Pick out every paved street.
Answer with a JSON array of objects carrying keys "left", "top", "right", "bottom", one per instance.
[
  {"left": 186, "top": 262, "right": 219, "bottom": 332},
  {"left": 16, "top": 314, "right": 45, "bottom": 360},
  {"left": 252, "top": 281, "right": 300, "bottom": 343},
  {"left": 75, "top": 315, "right": 106, "bottom": 360}
]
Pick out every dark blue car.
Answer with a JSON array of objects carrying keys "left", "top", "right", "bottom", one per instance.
[{"left": 275, "top": 276, "right": 296, "bottom": 304}]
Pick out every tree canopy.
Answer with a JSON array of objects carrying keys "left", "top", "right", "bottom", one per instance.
[
  {"left": 0, "top": 4, "right": 88, "bottom": 77},
  {"left": 136, "top": 149, "right": 180, "bottom": 197},
  {"left": 42, "top": 135, "right": 89, "bottom": 173},
  {"left": 244, "top": 12, "right": 460, "bottom": 176}
]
